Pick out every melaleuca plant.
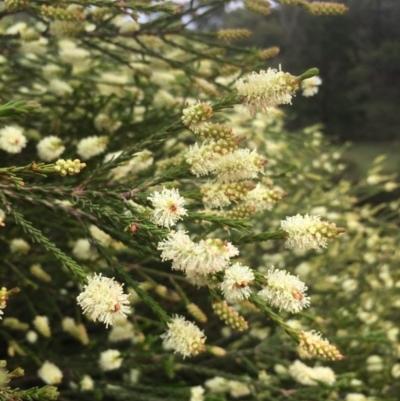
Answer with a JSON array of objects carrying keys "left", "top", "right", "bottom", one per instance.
[{"left": 3, "top": 1, "right": 398, "bottom": 401}]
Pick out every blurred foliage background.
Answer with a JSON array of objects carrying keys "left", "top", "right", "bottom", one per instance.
[
  {"left": 0, "top": 0, "right": 399, "bottom": 400},
  {"left": 199, "top": 0, "right": 400, "bottom": 177}
]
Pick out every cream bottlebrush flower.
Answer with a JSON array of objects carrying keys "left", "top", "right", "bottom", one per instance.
[
  {"left": 158, "top": 231, "right": 239, "bottom": 276},
  {"left": 95, "top": 114, "right": 121, "bottom": 133},
  {"left": 185, "top": 142, "right": 219, "bottom": 177},
  {"left": 289, "top": 360, "right": 317, "bottom": 386},
  {"left": 160, "top": 315, "right": 206, "bottom": 358},
  {"left": 89, "top": 225, "right": 113, "bottom": 247},
  {"left": 258, "top": 267, "right": 310, "bottom": 313},
  {"left": 33, "top": 315, "right": 51, "bottom": 337},
  {"left": 205, "top": 376, "right": 230, "bottom": 393},
  {"left": 213, "top": 148, "right": 265, "bottom": 183},
  {"left": 147, "top": 187, "right": 188, "bottom": 228},
  {"left": 366, "top": 355, "right": 383, "bottom": 372},
  {"left": 26, "top": 330, "right": 38, "bottom": 343},
  {"left": 0, "top": 209, "right": 5, "bottom": 227},
  {"left": 72, "top": 238, "right": 98, "bottom": 261},
  {"left": 280, "top": 213, "right": 345, "bottom": 251},
  {"left": 235, "top": 67, "right": 297, "bottom": 116},
  {"left": 228, "top": 380, "right": 251, "bottom": 398},
  {"left": 153, "top": 89, "right": 177, "bottom": 108},
  {"left": 80, "top": 374, "right": 94, "bottom": 391},
  {"left": 157, "top": 230, "right": 197, "bottom": 272},
  {"left": 185, "top": 271, "right": 212, "bottom": 288},
  {"left": 345, "top": 394, "right": 368, "bottom": 401},
  {"left": 312, "top": 366, "right": 336, "bottom": 385},
  {"left": 37, "top": 361, "right": 63, "bottom": 385},
  {"left": 97, "top": 72, "right": 130, "bottom": 97},
  {"left": 190, "top": 386, "right": 205, "bottom": 401},
  {"left": 10, "top": 238, "right": 30, "bottom": 254},
  {"left": 185, "top": 237, "right": 239, "bottom": 276},
  {"left": 76, "top": 273, "right": 130, "bottom": 327},
  {"left": 77, "top": 135, "right": 108, "bottom": 160},
  {"left": 30, "top": 263, "right": 51, "bottom": 282},
  {"left": 99, "top": 349, "right": 123, "bottom": 371},
  {"left": 108, "top": 315, "right": 135, "bottom": 342},
  {"left": 104, "top": 150, "right": 153, "bottom": 180},
  {"left": 59, "top": 40, "right": 90, "bottom": 64},
  {"left": 220, "top": 263, "right": 255, "bottom": 302},
  {"left": 37, "top": 136, "right": 65, "bottom": 162},
  {"left": 130, "top": 150, "right": 154, "bottom": 174},
  {"left": 301, "top": 76, "right": 322, "bottom": 97},
  {"left": 0, "top": 126, "right": 27, "bottom": 154},
  {"left": 290, "top": 360, "right": 336, "bottom": 386},
  {"left": 48, "top": 79, "right": 73, "bottom": 96}
]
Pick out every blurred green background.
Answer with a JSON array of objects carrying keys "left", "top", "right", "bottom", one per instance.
[{"left": 199, "top": 0, "right": 400, "bottom": 178}]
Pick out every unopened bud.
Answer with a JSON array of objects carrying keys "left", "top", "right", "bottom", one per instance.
[{"left": 186, "top": 303, "right": 208, "bottom": 323}]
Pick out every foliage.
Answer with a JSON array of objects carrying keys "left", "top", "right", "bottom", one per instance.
[{"left": 0, "top": 1, "right": 399, "bottom": 401}]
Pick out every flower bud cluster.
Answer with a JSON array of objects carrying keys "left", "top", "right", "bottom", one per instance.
[
  {"left": 220, "top": 64, "right": 240, "bottom": 77},
  {"left": 49, "top": 20, "right": 83, "bottom": 38},
  {"left": 0, "top": 287, "right": 9, "bottom": 319},
  {"left": 259, "top": 46, "right": 280, "bottom": 60},
  {"left": 3, "top": 317, "right": 29, "bottom": 330},
  {"left": 211, "top": 138, "right": 241, "bottom": 155},
  {"left": 298, "top": 331, "right": 344, "bottom": 360},
  {"left": 196, "top": 122, "right": 234, "bottom": 140},
  {"left": 40, "top": 5, "right": 85, "bottom": 21},
  {"left": 62, "top": 317, "right": 89, "bottom": 345},
  {"left": 275, "top": 0, "right": 304, "bottom": 4},
  {"left": 0, "top": 287, "right": 8, "bottom": 307},
  {"left": 4, "top": 0, "right": 29, "bottom": 11},
  {"left": 306, "top": 2, "right": 348, "bottom": 16},
  {"left": 244, "top": 0, "right": 271, "bottom": 15},
  {"left": 245, "top": 184, "right": 287, "bottom": 212},
  {"left": 202, "top": 181, "right": 255, "bottom": 208},
  {"left": 186, "top": 303, "right": 208, "bottom": 323},
  {"left": 20, "top": 29, "right": 41, "bottom": 41},
  {"left": 213, "top": 301, "right": 249, "bottom": 331},
  {"left": 182, "top": 102, "right": 213, "bottom": 132},
  {"left": 217, "top": 29, "right": 253, "bottom": 41},
  {"left": 226, "top": 204, "right": 256, "bottom": 219},
  {"left": 33, "top": 315, "right": 51, "bottom": 338},
  {"left": 207, "top": 345, "right": 227, "bottom": 357},
  {"left": 54, "top": 159, "right": 86, "bottom": 177},
  {"left": 30, "top": 264, "right": 51, "bottom": 282}
]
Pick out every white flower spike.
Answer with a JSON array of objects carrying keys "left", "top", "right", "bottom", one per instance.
[
  {"left": 258, "top": 267, "right": 310, "bottom": 313},
  {"left": 77, "top": 273, "right": 130, "bottom": 327},
  {"left": 161, "top": 315, "right": 206, "bottom": 358},
  {"left": 148, "top": 187, "right": 188, "bottom": 228}
]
